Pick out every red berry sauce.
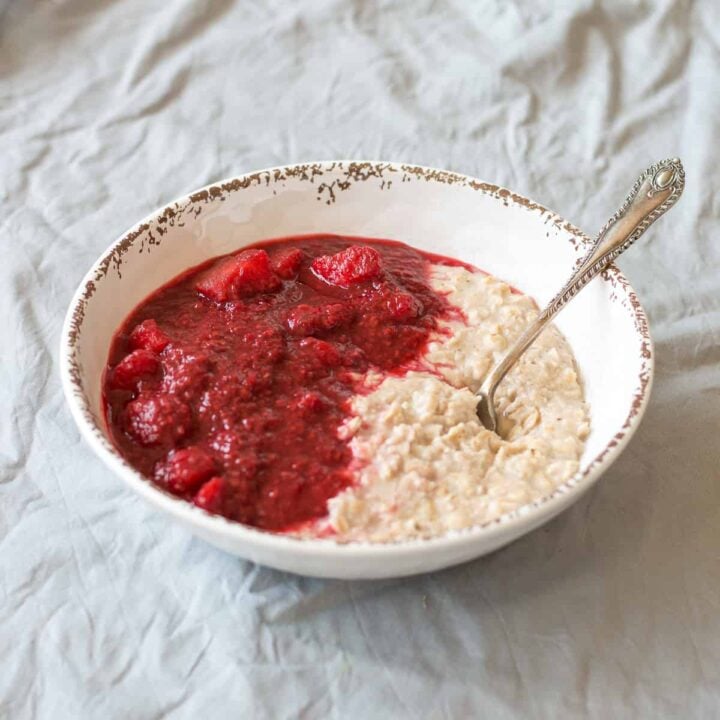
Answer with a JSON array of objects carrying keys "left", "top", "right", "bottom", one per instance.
[{"left": 103, "top": 235, "right": 469, "bottom": 533}]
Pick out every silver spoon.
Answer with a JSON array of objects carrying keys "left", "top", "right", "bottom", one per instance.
[{"left": 477, "top": 157, "right": 685, "bottom": 432}]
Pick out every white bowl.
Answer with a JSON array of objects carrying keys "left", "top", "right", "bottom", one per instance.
[{"left": 60, "top": 161, "right": 653, "bottom": 579}]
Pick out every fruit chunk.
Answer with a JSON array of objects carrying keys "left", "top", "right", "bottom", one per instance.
[
  {"left": 156, "top": 446, "right": 216, "bottom": 494},
  {"left": 272, "top": 248, "right": 304, "bottom": 279},
  {"left": 123, "top": 392, "right": 191, "bottom": 446},
  {"left": 285, "top": 303, "right": 355, "bottom": 336},
  {"left": 195, "top": 249, "right": 281, "bottom": 302},
  {"left": 110, "top": 349, "right": 160, "bottom": 390},
  {"left": 161, "top": 346, "right": 211, "bottom": 399},
  {"left": 128, "top": 319, "right": 170, "bottom": 353},
  {"left": 310, "top": 245, "right": 382, "bottom": 287},
  {"left": 194, "top": 477, "right": 225, "bottom": 512},
  {"left": 385, "top": 291, "right": 423, "bottom": 321}
]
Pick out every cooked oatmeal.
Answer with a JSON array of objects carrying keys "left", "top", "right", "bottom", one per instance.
[{"left": 318, "top": 265, "right": 590, "bottom": 542}]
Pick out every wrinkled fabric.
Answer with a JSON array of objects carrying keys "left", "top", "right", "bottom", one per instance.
[{"left": 1, "top": 1, "right": 719, "bottom": 718}]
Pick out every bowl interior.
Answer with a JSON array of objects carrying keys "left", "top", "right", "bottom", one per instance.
[{"left": 62, "top": 162, "right": 651, "bottom": 575}]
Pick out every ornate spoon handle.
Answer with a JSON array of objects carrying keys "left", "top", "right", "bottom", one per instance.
[{"left": 477, "top": 157, "right": 685, "bottom": 431}]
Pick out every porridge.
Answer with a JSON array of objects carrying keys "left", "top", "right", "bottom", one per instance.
[
  {"left": 324, "top": 266, "right": 589, "bottom": 541},
  {"left": 103, "top": 236, "right": 589, "bottom": 542}
]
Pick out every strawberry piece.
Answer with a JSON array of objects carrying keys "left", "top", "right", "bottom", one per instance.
[
  {"left": 157, "top": 446, "right": 216, "bottom": 495},
  {"left": 311, "top": 245, "right": 382, "bottom": 287},
  {"left": 194, "top": 477, "right": 225, "bottom": 512},
  {"left": 110, "top": 349, "right": 160, "bottom": 390},
  {"left": 161, "top": 347, "right": 210, "bottom": 400},
  {"left": 386, "top": 292, "right": 423, "bottom": 321},
  {"left": 123, "top": 393, "right": 191, "bottom": 447},
  {"left": 285, "top": 303, "right": 355, "bottom": 336},
  {"left": 195, "top": 249, "right": 281, "bottom": 302},
  {"left": 128, "top": 319, "right": 170, "bottom": 353},
  {"left": 272, "top": 248, "right": 304, "bottom": 279}
]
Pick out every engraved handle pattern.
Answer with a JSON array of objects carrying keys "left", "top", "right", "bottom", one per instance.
[
  {"left": 478, "top": 158, "right": 685, "bottom": 415},
  {"left": 543, "top": 157, "right": 684, "bottom": 319}
]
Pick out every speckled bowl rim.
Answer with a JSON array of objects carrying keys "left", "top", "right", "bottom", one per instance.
[{"left": 60, "top": 160, "right": 653, "bottom": 559}]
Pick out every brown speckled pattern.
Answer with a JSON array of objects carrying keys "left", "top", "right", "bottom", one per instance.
[{"left": 63, "top": 161, "right": 653, "bottom": 542}]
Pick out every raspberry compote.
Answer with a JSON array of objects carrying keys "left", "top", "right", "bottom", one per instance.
[{"left": 103, "top": 236, "right": 464, "bottom": 532}]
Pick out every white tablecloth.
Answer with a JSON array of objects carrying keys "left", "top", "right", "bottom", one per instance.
[{"left": 2, "top": 1, "right": 719, "bottom": 717}]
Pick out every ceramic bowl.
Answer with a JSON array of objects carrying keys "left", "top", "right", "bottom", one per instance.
[{"left": 60, "top": 161, "right": 653, "bottom": 579}]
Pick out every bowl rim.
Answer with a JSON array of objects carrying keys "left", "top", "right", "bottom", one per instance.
[{"left": 59, "top": 159, "right": 654, "bottom": 558}]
